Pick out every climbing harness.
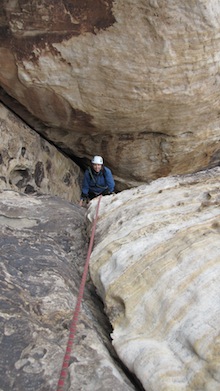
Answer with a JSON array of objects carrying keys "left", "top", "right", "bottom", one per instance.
[
  {"left": 88, "top": 166, "right": 107, "bottom": 190},
  {"left": 56, "top": 195, "right": 102, "bottom": 391}
]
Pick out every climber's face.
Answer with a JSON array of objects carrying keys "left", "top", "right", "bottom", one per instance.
[{"left": 92, "top": 164, "right": 102, "bottom": 173}]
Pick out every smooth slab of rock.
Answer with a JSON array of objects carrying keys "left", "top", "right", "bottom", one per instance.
[
  {"left": 0, "top": 103, "right": 82, "bottom": 203},
  {"left": 1, "top": 1, "right": 220, "bottom": 187},
  {"left": 0, "top": 190, "right": 136, "bottom": 391},
  {"left": 88, "top": 167, "right": 220, "bottom": 391}
]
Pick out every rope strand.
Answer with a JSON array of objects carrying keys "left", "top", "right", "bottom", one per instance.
[{"left": 56, "top": 195, "right": 102, "bottom": 391}]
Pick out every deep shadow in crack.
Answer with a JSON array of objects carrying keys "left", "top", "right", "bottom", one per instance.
[{"left": 86, "top": 281, "right": 145, "bottom": 391}]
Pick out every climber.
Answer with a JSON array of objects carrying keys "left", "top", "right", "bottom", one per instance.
[{"left": 79, "top": 155, "right": 115, "bottom": 206}]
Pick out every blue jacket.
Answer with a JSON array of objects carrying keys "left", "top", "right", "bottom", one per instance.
[{"left": 81, "top": 166, "right": 115, "bottom": 198}]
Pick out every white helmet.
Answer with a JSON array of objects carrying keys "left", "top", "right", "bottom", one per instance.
[{"left": 91, "top": 155, "right": 103, "bottom": 164}]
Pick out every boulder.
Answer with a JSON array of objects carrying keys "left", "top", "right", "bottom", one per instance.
[
  {"left": 1, "top": 1, "right": 220, "bottom": 187},
  {"left": 88, "top": 167, "right": 220, "bottom": 391}
]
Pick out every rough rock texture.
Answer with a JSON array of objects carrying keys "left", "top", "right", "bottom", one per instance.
[
  {"left": 88, "top": 167, "right": 220, "bottom": 391},
  {"left": 0, "top": 103, "right": 82, "bottom": 203},
  {"left": 1, "top": 1, "right": 220, "bottom": 188},
  {"left": 0, "top": 190, "right": 137, "bottom": 391}
]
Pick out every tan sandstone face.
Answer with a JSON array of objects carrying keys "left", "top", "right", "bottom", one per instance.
[
  {"left": 0, "top": 1, "right": 220, "bottom": 188},
  {"left": 88, "top": 167, "right": 220, "bottom": 391}
]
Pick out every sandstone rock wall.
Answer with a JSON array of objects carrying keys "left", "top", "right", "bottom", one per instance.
[
  {"left": 88, "top": 167, "right": 220, "bottom": 391},
  {"left": 0, "top": 190, "right": 137, "bottom": 391},
  {"left": 1, "top": 1, "right": 220, "bottom": 187},
  {"left": 0, "top": 103, "right": 82, "bottom": 203}
]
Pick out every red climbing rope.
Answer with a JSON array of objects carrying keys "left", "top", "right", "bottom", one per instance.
[{"left": 56, "top": 195, "right": 102, "bottom": 391}]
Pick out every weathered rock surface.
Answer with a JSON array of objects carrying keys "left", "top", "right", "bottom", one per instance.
[
  {"left": 1, "top": 1, "right": 220, "bottom": 188},
  {"left": 0, "top": 190, "right": 137, "bottom": 391},
  {"left": 88, "top": 167, "right": 220, "bottom": 391},
  {"left": 0, "top": 103, "right": 82, "bottom": 203}
]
